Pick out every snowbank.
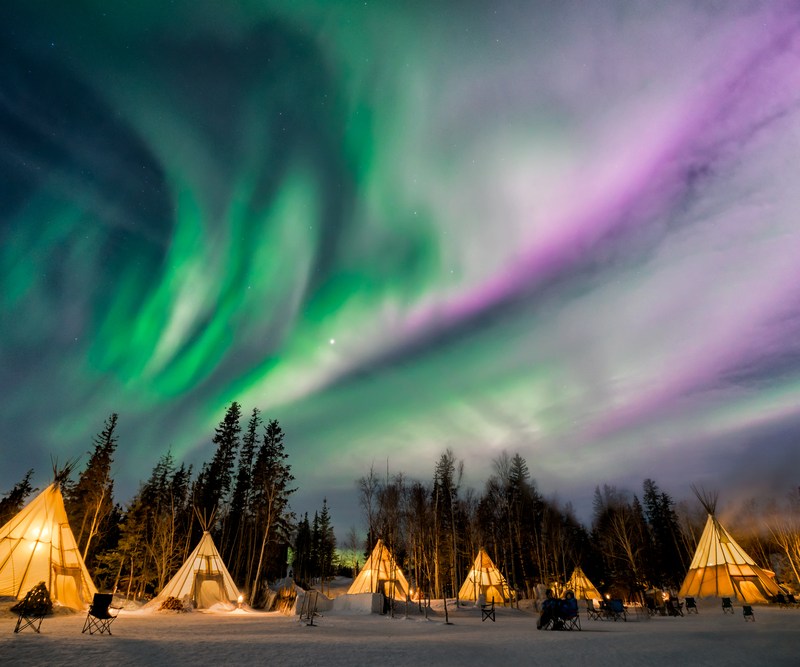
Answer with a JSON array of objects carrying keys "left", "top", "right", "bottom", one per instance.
[{"left": 332, "top": 592, "right": 381, "bottom": 614}]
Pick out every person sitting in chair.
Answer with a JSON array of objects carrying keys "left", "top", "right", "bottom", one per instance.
[
  {"left": 537, "top": 589, "right": 559, "bottom": 629},
  {"left": 561, "top": 591, "right": 578, "bottom": 617}
]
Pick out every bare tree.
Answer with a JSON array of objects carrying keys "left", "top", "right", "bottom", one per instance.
[{"left": 358, "top": 464, "right": 380, "bottom": 549}]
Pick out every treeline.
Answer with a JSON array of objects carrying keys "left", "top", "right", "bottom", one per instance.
[
  {"left": 0, "top": 406, "right": 312, "bottom": 606},
  {"left": 356, "top": 450, "right": 694, "bottom": 599},
  {"left": 355, "top": 449, "right": 800, "bottom": 599},
  {"left": 2, "top": 409, "right": 799, "bottom": 603}
]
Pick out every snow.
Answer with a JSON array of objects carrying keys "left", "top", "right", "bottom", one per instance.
[{"left": 2, "top": 597, "right": 800, "bottom": 666}]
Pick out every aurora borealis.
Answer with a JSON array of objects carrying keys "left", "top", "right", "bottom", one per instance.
[{"left": 3, "top": 1, "right": 800, "bottom": 525}]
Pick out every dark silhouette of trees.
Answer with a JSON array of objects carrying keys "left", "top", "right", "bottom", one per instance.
[
  {"left": 249, "top": 418, "right": 295, "bottom": 605},
  {"left": 642, "top": 478, "right": 689, "bottom": 589},
  {"left": 66, "top": 413, "right": 118, "bottom": 566},
  {"left": 591, "top": 485, "right": 653, "bottom": 599},
  {"left": 225, "top": 407, "right": 261, "bottom": 578},
  {"left": 194, "top": 402, "right": 242, "bottom": 526},
  {"left": 110, "top": 451, "right": 193, "bottom": 599},
  {"left": 357, "top": 464, "right": 380, "bottom": 550},
  {"left": 0, "top": 469, "right": 35, "bottom": 526},
  {"left": 30, "top": 402, "right": 798, "bottom": 609},
  {"left": 293, "top": 513, "right": 312, "bottom": 584},
  {"left": 291, "top": 500, "right": 342, "bottom": 589},
  {"left": 766, "top": 487, "right": 800, "bottom": 590},
  {"left": 432, "top": 448, "right": 462, "bottom": 598}
]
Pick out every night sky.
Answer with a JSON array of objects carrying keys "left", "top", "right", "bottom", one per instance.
[{"left": 3, "top": 1, "right": 800, "bottom": 530}]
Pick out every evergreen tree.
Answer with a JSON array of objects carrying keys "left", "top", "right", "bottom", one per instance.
[
  {"left": 114, "top": 452, "right": 193, "bottom": 599},
  {"left": 0, "top": 469, "right": 35, "bottom": 526},
  {"left": 293, "top": 513, "right": 312, "bottom": 584},
  {"left": 226, "top": 407, "right": 261, "bottom": 577},
  {"left": 642, "top": 479, "right": 689, "bottom": 588},
  {"left": 311, "top": 511, "right": 321, "bottom": 578},
  {"left": 432, "top": 449, "right": 462, "bottom": 598},
  {"left": 249, "top": 418, "right": 295, "bottom": 604},
  {"left": 317, "top": 498, "right": 337, "bottom": 587},
  {"left": 195, "top": 402, "right": 242, "bottom": 525},
  {"left": 66, "top": 413, "right": 119, "bottom": 565}
]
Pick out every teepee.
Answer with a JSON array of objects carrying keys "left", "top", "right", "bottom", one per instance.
[
  {"left": 347, "top": 539, "right": 409, "bottom": 599},
  {"left": 679, "top": 489, "right": 781, "bottom": 603},
  {"left": 149, "top": 531, "right": 241, "bottom": 609},
  {"left": 458, "top": 548, "right": 510, "bottom": 603},
  {"left": 0, "top": 482, "right": 97, "bottom": 609},
  {"left": 565, "top": 566, "right": 601, "bottom": 600}
]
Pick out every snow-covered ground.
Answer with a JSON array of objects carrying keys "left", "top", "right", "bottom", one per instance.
[{"left": 2, "top": 597, "right": 799, "bottom": 666}]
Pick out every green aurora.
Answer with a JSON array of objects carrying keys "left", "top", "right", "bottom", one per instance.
[{"left": 3, "top": 1, "right": 800, "bottom": 523}]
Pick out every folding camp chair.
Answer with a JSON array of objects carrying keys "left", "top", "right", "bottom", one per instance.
[
  {"left": 557, "top": 598, "right": 581, "bottom": 631},
  {"left": 605, "top": 598, "right": 628, "bottom": 621},
  {"left": 721, "top": 597, "right": 734, "bottom": 614},
  {"left": 787, "top": 594, "right": 799, "bottom": 607},
  {"left": 644, "top": 596, "right": 659, "bottom": 617},
  {"left": 684, "top": 597, "right": 698, "bottom": 614},
  {"left": 11, "top": 582, "right": 51, "bottom": 634},
  {"left": 774, "top": 593, "right": 788, "bottom": 607},
  {"left": 586, "top": 599, "right": 602, "bottom": 621},
  {"left": 742, "top": 605, "right": 755, "bottom": 622},
  {"left": 13, "top": 601, "right": 47, "bottom": 634},
  {"left": 82, "top": 593, "right": 120, "bottom": 635},
  {"left": 665, "top": 598, "right": 683, "bottom": 617},
  {"left": 481, "top": 599, "right": 495, "bottom": 622}
]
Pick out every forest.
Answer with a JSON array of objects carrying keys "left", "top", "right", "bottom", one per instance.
[{"left": 1, "top": 404, "right": 798, "bottom": 606}]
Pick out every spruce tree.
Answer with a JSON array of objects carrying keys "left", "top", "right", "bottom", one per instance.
[
  {"left": 318, "top": 499, "right": 337, "bottom": 587},
  {"left": 0, "top": 469, "right": 35, "bottom": 526},
  {"left": 115, "top": 452, "right": 193, "bottom": 599},
  {"left": 432, "top": 449, "right": 462, "bottom": 598},
  {"left": 249, "top": 418, "right": 295, "bottom": 604},
  {"left": 66, "top": 413, "right": 119, "bottom": 564},
  {"left": 293, "top": 513, "right": 312, "bottom": 584},
  {"left": 226, "top": 407, "right": 261, "bottom": 575},
  {"left": 642, "top": 479, "right": 687, "bottom": 588},
  {"left": 195, "top": 402, "right": 242, "bottom": 525}
]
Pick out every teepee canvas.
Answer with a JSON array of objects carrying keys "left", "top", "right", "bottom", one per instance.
[
  {"left": 458, "top": 548, "right": 510, "bottom": 603},
  {"left": 150, "top": 531, "right": 241, "bottom": 609},
  {"left": 565, "top": 566, "right": 601, "bottom": 600},
  {"left": 0, "top": 482, "right": 97, "bottom": 609},
  {"left": 347, "top": 539, "right": 409, "bottom": 600},
  {"left": 679, "top": 490, "right": 781, "bottom": 603}
]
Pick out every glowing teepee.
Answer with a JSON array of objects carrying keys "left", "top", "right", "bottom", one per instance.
[
  {"left": 565, "top": 565, "right": 601, "bottom": 600},
  {"left": 0, "top": 482, "right": 97, "bottom": 609},
  {"left": 347, "top": 539, "right": 409, "bottom": 599},
  {"left": 149, "top": 531, "right": 241, "bottom": 609},
  {"left": 458, "top": 548, "right": 510, "bottom": 603},
  {"left": 679, "top": 489, "right": 781, "bottom": 603}
]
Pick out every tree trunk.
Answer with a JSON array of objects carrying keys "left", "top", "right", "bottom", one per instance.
[
  {"left": 82, "top": 487, "right": 106, "bottom": 562},
  {"left": 251, "top": 513, "right": 273, "bottom": 605}
]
